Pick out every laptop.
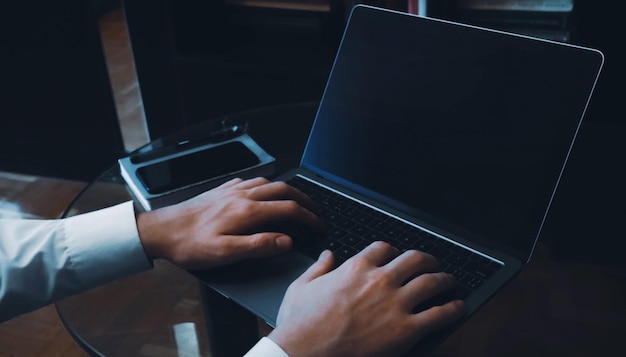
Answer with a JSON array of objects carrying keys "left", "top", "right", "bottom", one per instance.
[{"left": 195, "top": 4, "right": 603, "bottom": 353}]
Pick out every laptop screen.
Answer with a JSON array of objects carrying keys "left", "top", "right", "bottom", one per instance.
[{"left": 301, "top": 6, "right": 603, "bottom": 260}]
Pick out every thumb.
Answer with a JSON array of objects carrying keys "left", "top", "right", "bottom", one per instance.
[
  {"left": 297, "top": 250, "right": 335, "bottom": 283},
  {"left": 227, "top": 232, "right": 294, "bottom": 261}
]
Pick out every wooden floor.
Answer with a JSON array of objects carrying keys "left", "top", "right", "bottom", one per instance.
[{"left": 1, "top": 4, "right": 626, "bottom": 357}]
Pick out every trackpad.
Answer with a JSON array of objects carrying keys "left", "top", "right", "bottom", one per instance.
[{"left": 192, "top": 252, "right": 315, "bottom": 327}]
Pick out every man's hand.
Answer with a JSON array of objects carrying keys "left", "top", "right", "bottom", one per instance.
[
  {"left": 136, "top": 177, "right": 323, "bottom": 270},
  {"left": 269, "top": 242, "right": 466, "bottom": 357}
]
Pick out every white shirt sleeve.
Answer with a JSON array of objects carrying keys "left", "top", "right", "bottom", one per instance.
[
  {"left": 0, "top": 201, "right": 152, "bottom": 322},
  {"left": 244, "top": 337, "right": 290, "bottom": 357}
]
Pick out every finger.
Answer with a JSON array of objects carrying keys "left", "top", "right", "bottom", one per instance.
[
  {"left": 409, "top": 300, "right": 466, "bottom": 339},
  {"left": 232, "top": 177, "right": 271, "bottom": 189},
  {"left": 402, "top": 272, "right": 457, "bottom": 307},
  {"left": 226, "top": 200, "right": 323, "bottom": 238},
  {"left": 218, "top": 177, "right": 244, "bottom": 188},
  {"left": 296, "top": 250, "right": 335, "bottom": 283},
  {"left": 254, "top": 200, "right": 324, "bottom": 230},
  {"left": 383, "top": 250, "right": 440, "bottom": 285},
  {"left": 248, "top": 181, "right": 318, "bottom": 214},
  {"left": 354, "top": 241, "right": 400, "bottom": 267},
  {"left": 221, "top": 232, "right": 294, "bottom": 262}
]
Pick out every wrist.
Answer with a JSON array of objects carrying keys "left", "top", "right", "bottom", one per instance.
[{"left": 135, "top": 210, "right": 163, "bottom": 261}]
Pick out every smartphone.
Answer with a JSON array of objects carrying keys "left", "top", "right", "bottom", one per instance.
[{"left": 136, "top": 141, "right": 260, "bottom": 194}]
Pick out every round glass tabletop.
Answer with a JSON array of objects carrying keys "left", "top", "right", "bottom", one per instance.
[{"left": 55, "top": 102, "right": 319, "bottom": 356}]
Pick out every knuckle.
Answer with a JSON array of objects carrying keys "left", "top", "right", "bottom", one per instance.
[
  {"left": 364, "top": 269, "right": 394, "bottom": 291},
  {"left": 370, "top": 240, "right": 391, "bottom": 251},
  {"left": 280, "top": 200, "right": 302, "bottom": 214},
  {"left": 255, "top": 177, "right": 271, "bottom": 185},
  {"left": 374, "top": 269, "right": 394, "bottom": 284},
  {"left": 346, "top": 254, "right": 370, "bottom": 271},
  {"left": 252, "top": 233, "right": 272, "bottom": 250},
  {"left": 228, "top": 200, "right": 255, "bottom": 216},
  {"left": 248, "top": 176, "right": 267, "bottom": 183},
  {"left": 424, "top": 271, "right": 451, "bottom": 288},
  {"left": 209, "top": 243, "right": 229, "bottom": 261},
  {"left": 242, "top": 198, "right": 257, "bottom": 209},
  {"left": 273, "top": 180, "right": 290, "bottom": 190},
  {"left": 403, "top": 249, "right": 424, "bottom": 261},
  {"left": 408, "top": 249, "right": 436, "bottom": 265}
]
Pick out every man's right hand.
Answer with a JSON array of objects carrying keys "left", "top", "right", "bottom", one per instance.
[{"left": 269, "top": 241, "right": 466, "bottom": 357}]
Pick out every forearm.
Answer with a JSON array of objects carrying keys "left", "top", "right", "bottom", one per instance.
[{"left": 0, "top": 201, "right": 151, "bottom": 322}]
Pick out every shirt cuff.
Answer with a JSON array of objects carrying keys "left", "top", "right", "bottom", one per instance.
[
  {"left": 63, "top": 201, "right": 152, "bottom": 290},
  {"left": 244, "top": 337, "right": 290, "bottom": 357}
]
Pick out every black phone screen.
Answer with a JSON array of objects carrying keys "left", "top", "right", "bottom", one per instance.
[{"left": 136, "top": 141, "right": 260, "bottom": 194}]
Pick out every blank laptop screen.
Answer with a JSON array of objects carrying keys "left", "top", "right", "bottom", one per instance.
[{"left": 301, "top": 7, "right": 603, "bottom": 260}]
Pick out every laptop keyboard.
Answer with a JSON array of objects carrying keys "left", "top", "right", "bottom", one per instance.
[{"left": 286, "top": 176, "right": 503, "bottom": 301}]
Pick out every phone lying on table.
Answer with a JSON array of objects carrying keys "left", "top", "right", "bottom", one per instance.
[
  {"left": 136, "top": 141, "right": 260, "bottom": 194},
  {"left": 119, "top": 133, "right": 276, "bottom": 211}
]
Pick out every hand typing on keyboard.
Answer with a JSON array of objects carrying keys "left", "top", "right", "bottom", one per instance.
[
  {"left": 286, "top": 176, "right": 500, "bottom": 303},
  {"left": 269, "top": 241, "right": 466, "bottom": 357},
  {"left": 138, "top": 177, "right": 324, "bottom": 270}
]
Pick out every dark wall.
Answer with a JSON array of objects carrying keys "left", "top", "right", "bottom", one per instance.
[
  {"left": 123, "top": 0, "right": 344, "bottom": 140},
  {"left": 542, "top": 1, "right": 626, "bottom": 266},
  {"left": 0, "top": 1, "right": 125, "bottom": 180}
]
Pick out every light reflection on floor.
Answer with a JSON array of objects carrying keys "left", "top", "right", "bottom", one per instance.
[{"left": 174, "top": 322, "right": 202, "bottom": 357}]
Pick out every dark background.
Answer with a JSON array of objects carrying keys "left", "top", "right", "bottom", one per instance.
[
  {"left": 0, "top": 1, "right": 126, "bottom": 181},
  {"left": 1, "top": 0, "right": 623, "bottom": 264}
]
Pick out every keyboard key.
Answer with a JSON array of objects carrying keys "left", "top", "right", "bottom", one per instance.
[
  {"left": 460, "top": 275, "right": 483, "bottom": 290},
  {"left": 368, "top": 219, "right": 389, "bottom": 231},
  {"left": 470, "top": 254, "right": 493, "bottom": 267},
  {"left": 350, "top": 225, "right": 370, "bottom": 236},
  {"left": 445, "top": 253, "right": 468, "bottom": 267},
  {"left": 335, "top": 246, "right": 359, "bottom": 260},
  {"left": 324, "top": 239, "right": 343, "bottom": 251},
  {"left": 396, "top": 234, "right": 416, "bottom": 246},
  {"left": 384, "top": 227, "right": 404, "bottom": 239},
  {"left": 337, "top": 219, "right": 356, "bottom": 230},
  {"left": 429, "top": 245, "right": 451, "bottom": 261},
  {"left": 365, "top": 231, "right": 385, "bottom": 242},
  {"left": 463, "top": 261, "right": 495, "bottom": 280},
  {"left": 413, "top": 239, "right": 434, "bottom": 252},
  {"left": 343, "top": 208, "right": 359, "bottom": 218},
  {"left": 444, "top": 267, "right": 466, "bottom": 281},
  {"left": 324, "top": 212, "right": 342, "bottom": 223},
  {"left": 356, "top": 215, "right": 370, "bottom": 225},
  {"left": 328, "top": 227, "right": 348, "bottom": 240},
  {"left": 344, "top": 233, "right": 363, "bottom": 247}
]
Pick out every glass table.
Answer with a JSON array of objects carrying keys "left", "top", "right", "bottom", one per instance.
[{"left": 56, "top": 102, "right": 319, "bottom": 356}]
